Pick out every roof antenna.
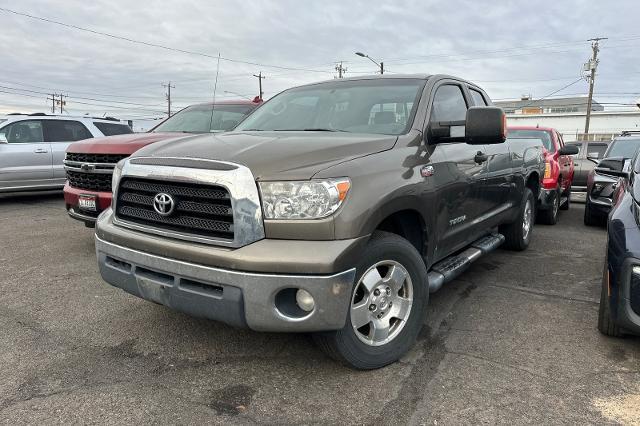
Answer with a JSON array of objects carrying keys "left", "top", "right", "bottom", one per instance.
[{"left": 208, "top": 52, "right": 221, "bottom": 133}]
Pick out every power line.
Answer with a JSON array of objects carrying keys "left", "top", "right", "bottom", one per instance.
[{"left": 0, "top": 7, "right": 333, "bottom": 75}]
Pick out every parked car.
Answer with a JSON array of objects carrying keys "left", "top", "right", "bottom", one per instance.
[
  {"left": 64, "top": 99, "right": 261, "bottom": 226},
  {"left": 584, "top": 132, "right": 640, "bottom": 226},
  {"left": 95, "top": 74, "right": 542, "bottom": 369},
  {"left": 507, "top": 126, "right": 577, "bottom": 224},
  {"left": 0, "top": 113, "right": 131, "bottom": 193},
  {"left": 565, "top": 139, "right": 611, "bottom": 191},
  {"left": 598, "top": 146, "right": 640, "bottom": 337}
]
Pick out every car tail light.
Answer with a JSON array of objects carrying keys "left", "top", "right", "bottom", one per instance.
[{"left": 544, "top": 160, "right": 551, "bottom": 179}]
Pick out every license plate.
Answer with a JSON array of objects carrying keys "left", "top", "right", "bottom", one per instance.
[{"left": 78, "top": 195, "right": 97, "bottom": 211}]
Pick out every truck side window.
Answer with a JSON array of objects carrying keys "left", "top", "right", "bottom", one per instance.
[
  {"left": 430, "top": 85, "right": 468, "bottom": 123},
  {"left": 469, "top": 89, "right": 487, "bottom": 106},
  {"left": 587, "top": 143, "right": 607, "bottom": 159}
]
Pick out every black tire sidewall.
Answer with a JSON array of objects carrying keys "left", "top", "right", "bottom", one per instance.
[{"left": 323, "top": 231, "right": 428, "bottom": 369}]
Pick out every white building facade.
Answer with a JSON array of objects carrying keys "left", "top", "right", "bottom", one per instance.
[{"left": 505, "top": 111, "right": 640, "bottom": 142}]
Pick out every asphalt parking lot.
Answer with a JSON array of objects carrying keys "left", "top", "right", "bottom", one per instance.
[{"left": 1, "top": 192, "right": 639, "bottom": 424}]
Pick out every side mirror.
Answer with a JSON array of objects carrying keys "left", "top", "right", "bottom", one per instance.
[
  {"left": 465, "top": 106, "right": 506, "bottom": 145},
  {"left": 596, "top": 156, "right": 628, "bottom": 178},
  {"left": 0, "top": 133, "right": 7, "bottom": 144},
  {"left": 558, "top": 145, "right": 579, "bottom": 156}
]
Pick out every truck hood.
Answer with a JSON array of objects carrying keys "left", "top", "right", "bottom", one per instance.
[
  {"left": 131, "top": 131, "right": 398, "bottom": 180},
  {"left": 66, "top": 132, "right": 190, "bottom": 155}
]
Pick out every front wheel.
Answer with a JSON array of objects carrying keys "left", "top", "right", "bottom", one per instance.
[
  {"left": 313, "top": 231, "right": 428, "bottom": 370},
  {"left": 501, "top": 188, "right": 534, "bottom": 251},
  {"left": 539, "top": 186, "right": 560, "bottom": 225}
]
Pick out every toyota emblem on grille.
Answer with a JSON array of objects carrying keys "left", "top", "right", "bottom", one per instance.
[{"left": 153, "top": 193, "right": 175, "bottom": 216}]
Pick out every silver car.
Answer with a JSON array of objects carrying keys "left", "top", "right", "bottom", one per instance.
[{"left": 0, "top": 114, "right": 132, "bottom": 192}]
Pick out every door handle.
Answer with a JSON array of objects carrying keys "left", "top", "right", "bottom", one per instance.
[
  {"left": 33, "top": 148, "right": 49, "bottom": 154},
  {"left": 474, "top": 151, "right": 488, "bottom": 164}
]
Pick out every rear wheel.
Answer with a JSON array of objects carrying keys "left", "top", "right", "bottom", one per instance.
[
  {"left": 539, "top": 186, "right": 560, "bottom": 225},
  {"left": 598, "top": 254, "right": 623, "bottom": 337},
  {"left": 313, "top": 231, "right": 428, "bottom": 370},
  {"left": 501, "top": 188, "right": 534, "bottom": 251}
]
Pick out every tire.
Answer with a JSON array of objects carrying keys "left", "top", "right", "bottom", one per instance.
[
  {"left": 313, "top": 231, "right": 428, "bottom": 370},
  {"left": 598, "top": 254, "right": 623, "bottom": 337},
  {"left": 560, "top": 186, "right": 571, "bottom": 211},
  {"left": 538, "top": 186, "right": 560, "bottom": 225},
  {"left": 583, "top": 200, "right": 601, "bottom": 227},
  {"left": 501, "top": 187, "right": 534, "bottom": 251}
]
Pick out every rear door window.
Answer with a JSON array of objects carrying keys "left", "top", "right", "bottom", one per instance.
[
  {"left": 44, "top": 120, "right": 93, "bottom": 142},
  {"left": 469, "top": 89, "right": 487, "bottom": 106},
  {"left": 0, "top": 120, "right": 44, "bottom": 143},
  {"left": 93, "top": 121, "right": 133, "bottom": 136}
]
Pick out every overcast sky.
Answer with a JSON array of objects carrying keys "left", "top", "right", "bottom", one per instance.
[{"left": 1, "top": 0, "right": 639, "bottom": 121}]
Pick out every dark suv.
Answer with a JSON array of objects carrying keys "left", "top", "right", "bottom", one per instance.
[{"left": 584, "top": 132, "right": 640, "bottom": 226}]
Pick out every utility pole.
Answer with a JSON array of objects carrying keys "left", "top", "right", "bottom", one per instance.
[
  {"left": 335, "top": 62, "right": 347, "bottom": 78},
  {"left": 162, "top": 82, "right": 175, "bottom": 116},
  {"left": 58, "top": 94, "right": 66, "bottom": 114},
  {"left": 253, "top": 72, "right": 265, "bottom": 100},
  {"left": 584, "top": 37, "right": 607, "bottom": 135},
  {"left": 47, "top": 94, "right": 56, "bottom": 113}
]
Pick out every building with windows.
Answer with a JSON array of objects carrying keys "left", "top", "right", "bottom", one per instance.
[{"left": 495, "top": 95, "right": 604, "bottom": 115}]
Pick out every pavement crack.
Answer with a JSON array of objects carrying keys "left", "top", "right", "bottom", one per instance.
[
  {"left": 488, "top": 283, "right": 598, "bottom": 305},
  {"left": 444, "top": 349, "right": 550, "bottom": 380}
]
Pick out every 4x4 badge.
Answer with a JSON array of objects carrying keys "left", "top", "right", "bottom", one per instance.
[{"left": 421, "top": 165, "right": 435, "bottom": 177}]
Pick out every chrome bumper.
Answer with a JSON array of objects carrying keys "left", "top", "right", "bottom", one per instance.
[{"left": 95, "top": 235, "right": 356, "bottom": 332}]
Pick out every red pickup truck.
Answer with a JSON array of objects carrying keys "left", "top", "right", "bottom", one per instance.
[
  {"left": 64, "top": 99, "right": 261, "bottom": 226},
  {"left": 507, "top": 126, "right": 578, "bottom": 224}
]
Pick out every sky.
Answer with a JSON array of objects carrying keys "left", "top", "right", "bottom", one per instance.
[{"left": 0, "top": 0, "right": 639, "bottom": 124}]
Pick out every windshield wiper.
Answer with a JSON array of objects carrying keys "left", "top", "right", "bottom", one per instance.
[{"left": 268, "top": 128, "right": 348, "bottom": 132}]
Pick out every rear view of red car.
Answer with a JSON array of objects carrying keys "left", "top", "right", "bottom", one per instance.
[
  {"left": 64, "top": 99, "right": 261, "bottom": 226},
  {"left": 507, "top": 126, "right": 578, "bottom": 224}
]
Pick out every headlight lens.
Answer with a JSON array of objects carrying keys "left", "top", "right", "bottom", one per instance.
[
  {"left": 259, "top": 178, "right": 350, "bottom": 220},
  {"left": 111, "top": 159, "right": 125, "bottom": 194}
]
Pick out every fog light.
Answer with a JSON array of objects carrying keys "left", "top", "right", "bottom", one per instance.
[{"left": 295, "top": 289, "right": 315, "bottom": 312}]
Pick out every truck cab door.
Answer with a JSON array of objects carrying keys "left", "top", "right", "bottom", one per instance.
[
  {"left": 426, "top": 83, "right": 486, "bottom": 260},
  {"left": 479, "top": 143, "right": 513, "bottom": 213},
  {"left": 0, "top": 119, "right": 53, "bottom": 190}
]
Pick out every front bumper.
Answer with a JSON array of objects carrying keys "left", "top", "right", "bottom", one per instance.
[
  {"left": 64, "top": 183, "right": 112, "bottom": 224},
  {"left": 611, "top": 258, "right": 640, "bottom": 335},
  {"left": 96, "top": 235, "right": 356, "bottom": 332},
  {"left": 587, "top": 193, "right": 613, "bottom": 216}
]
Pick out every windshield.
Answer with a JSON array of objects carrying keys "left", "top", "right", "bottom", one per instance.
[
  {"left": 235, "top": 78, "right": 426, "bottom": 135},
  {"left": 507, "top": 129, "right": 554, "bottom": 152},
  {"left": 152, "top": 104, "right": 255, "bottom": 133},
  {"left": 606, "top": 137, "right": 640, "bottom": 159}
]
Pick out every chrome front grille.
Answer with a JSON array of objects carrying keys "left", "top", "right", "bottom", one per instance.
[
  {"left": 111, "top": 157, "right": 265, "bottom": 248},
  {"left": 115, "top": 177, "right": 235, "bottom": 240}
]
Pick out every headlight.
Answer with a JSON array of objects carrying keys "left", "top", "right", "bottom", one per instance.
[
  {"left": 259, "top": 178, "right": 350, "bottom": 220},
  {"left": 111, "top": 159, "right": 126, "bottom": 193}
]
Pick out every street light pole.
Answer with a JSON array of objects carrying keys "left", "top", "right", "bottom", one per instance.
[{"left": 355, "top": 52, "right": 383, "bottom": 74}]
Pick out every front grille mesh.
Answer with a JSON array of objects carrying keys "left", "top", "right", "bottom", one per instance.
[
  {"left": 67, "top": 170, "right": 112, "bottom": 191},
  {"left": 115, "top": 178, "right": 234, "bottom": 240},
  {"left": 66, "top": 153, "right": 129, "bottom": 164}
]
